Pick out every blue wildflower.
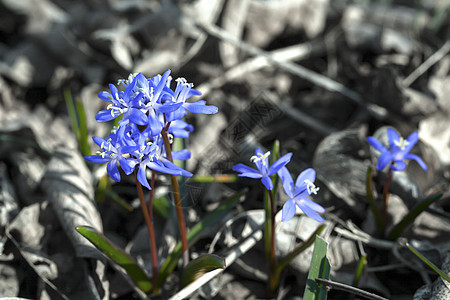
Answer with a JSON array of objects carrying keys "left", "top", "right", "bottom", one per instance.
[
  {"left": 278, "top": 167, "right": 324, "bottom": 222},
  {"left": 84, "top": 126, "right": 136, "bottom": 182},
  {"left": 367, "top": 129, "right": 427, "bottom": 171},
  {"left": 232, "top": 148, "right": 292, "bottom": 190},
  {"left": 164, "top": 77, "right": 218, "bottom": 122}
]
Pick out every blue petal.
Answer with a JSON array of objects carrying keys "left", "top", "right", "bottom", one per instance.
[
  {"left": 184, "top": 101, "right": 218, "bottom": 114},
  {"left": 162, "top": 159, "right": 193, "bottom": 177},
  {"left": 157, "top": 102, "right": 184, "bottom": 113},
  {"left": 119, "top": 157, "right": 135, "bottom": 175},
  {"left": 233, "top": 163, "right": 258, "bottom": 174},
  {"left": 166, "top": 107, "right": 187, "bottom": 122},
  {"left": 377, "top": 151, "right": 393, "bottom": 171},
  {"left": 147, "top": 110, "right": 163, "bottom": 136},
  {"left": 96, "top": 110, "right": 116, "bottom": 122},
  {"left": 187, "top": 88, "right": 202, "bottom": 97},
  {"left": 147, "top": 161, "right": 182, "bottom": 176},
  {"left": 153, "top": 70, "right": 171, "bottom": 100},
  {"left": 367, "top": 137, "right": 388, "bottom": 153},
  {"left": 295, "top": 168, "right": 316, "bottom": 188},
  {"left": 277, "top": 166, "right": 294, "bottom": 198},
  {"left": 92, "top": 136, "right": 105, "bottom": 147},
  {"left": 98, "top": 91, "right": 113, "bottom": 102},
  {"left": 268, "top": 152, "right": 292, "bottom": 175},
  {"left": 404, "top": 131, "right": 419, "bottom": 153},
  {"left": 404, "top": 153, "right": 428, "bottom": 171},
  {"left": 127, "top": 108, "right": 148, "bottom": 125},
  {"left": 387, "top": 128, "right": 400, "bottom": 150},
  {"left": 261, "top": 176, "right": 273, "bottom": 190},
  {"left": 172, "top": 149, "right": 191, "bottom": 160},
  {"left": 107, "top": 160, "right": 121, "bottom": 182},
  {"left": 302, "top": 198, "right": 325, "bottom": 213},
  {"left": 391, "top": 160, "right": 407, "bottom": 171},
  {"left": 298, "top": 201, "right": 324, "bottom": 222},
  {"left": 137, "top": 164, "right": 151, "bottom": 190},
  {"left": 282, "top": 198, "right": 296, "bottom": 222},
  {"left": 84, "top": 155, "right": 109, "bottom": 163}
]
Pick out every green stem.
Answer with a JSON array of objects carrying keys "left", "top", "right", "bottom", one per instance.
[
  {"left": 382, "top": 168, "right": 392, "bottom": 234},
  {"left": 267, "top": 190, "right": 277, "bottom": 295},
  {"left": 366, "top": 167, "right": 384, "bottom": 234},
  {"left": 161, "top": 127, "right": 189, "bottom": 267},
  {"left": 135, "top": 172, "right": 159, "bottom": 291}
]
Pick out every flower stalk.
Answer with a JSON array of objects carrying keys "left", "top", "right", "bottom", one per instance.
[
  {"left": 161, "top": 125, "right": 189, "bottom": 267},
  {"left": 135, "top": 172, "right": 159, "bottom": 290},
  {"left": 381, "top": 167, "right": 392, "bottom": 232}
]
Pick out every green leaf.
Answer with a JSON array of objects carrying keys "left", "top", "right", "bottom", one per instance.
[
  {"left": 181, "top": 254, "right": 226, "bottom": 287},
  {"left": 406, "top": 242, "right": 450, "bottom": 283},
  {"left": 76, "top": 100, "right": 91, "bottom": 156},
  {"left": 187, "top": 175, "right": 238, "bottom": 183},
  {"left": 76, "top": 226, "right": 152, "bottom": 293},
  {"left": 303, "top": 236, "right": 330, "bottom": 300},
  {"left": 388, "top": 192, "right": 443, "bottom": 240},
  {"left": 270, "top": 224, "right": 325, "bottom": 292},
  {"left": 156, "top": 192, "right": 242, "bottom": 289},
  {"left": 352, "top": 255, "right": 367, "bottom": 287},
  {"left": 153, "top": 195, "right": 171, "bottom": 218},
  {"left": 366, "top": 167, "right": 384, "bottom": 234},
  {"left": 64, "top": 89, "right": 80, "bottom": 144}
]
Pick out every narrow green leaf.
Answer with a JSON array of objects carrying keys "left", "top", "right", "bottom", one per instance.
[
  {"left": 406, "top": 243, "right": 450, "bottom": 283},
  {"left": 277, "top": 224, "right": 326, "bottom": 272},
  {"left": 156, "top": 192, "right": 242, "bottom": 288},
  {"left": 271, "top": 224, "right": 325, "bottom": 291},
  {"left": 153, "top": 195, "right": 171, "bottom": 218},
  {"left": 303, "top": 236, "right": 330, "bottom": 300},
  {"left": 64, "top": 89, "right": 80, "bottom": 143},
  {"left": 389, "top": 192, "right": 443, "bottom": 240},
  {"left": 104, "top": 189, "right": 133, "bottom": 212},
  {"left": 352, "top": 255, "right": 367, "bottom": 287},
  {"left": 76, "top": 99, "right": 91, "bottom": 156},
  {"left": 366, "top": 167, "right": 384, "bottom": 234},
  {"left": 76, "top": 226, "right": 152, "bottom": 293},
  {"left": 187, "top": 175, "right": 238, "bottom": 183},
  {"left": 181, "top": 254, "right": 226, "bottom": 287}
]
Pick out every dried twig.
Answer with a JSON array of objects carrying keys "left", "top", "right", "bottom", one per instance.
[
  {"left": 195, "top": 21, "right": 390, "bottom": 121},
  {"left": 402, "top": 41, "right": 450, "bottom": 87},
  {"left": 315, "top": 278, "right": 389, "bottom": 300}
]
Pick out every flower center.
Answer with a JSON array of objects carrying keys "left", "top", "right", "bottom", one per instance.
[
  {"left": 304, "top": 179, "right": 320, "bottom": 195},
  {"left": 250, "top": 151, "right": 271, "bottom": 166},
  {"left": 394, "top": 137, "right": 409, "bottom": 150}
]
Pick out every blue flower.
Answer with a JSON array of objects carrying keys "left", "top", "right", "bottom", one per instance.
[
  {"left": 232, "top": 148, "right": 292, "bottom": 190},
  {"left": 164, "top": 77, "right": 218, "bottom": 122},
  {"left": 278, "top": 167, "right": 324, "bottom": 222},
  {"left": 84, "top": 126, "right": 136, "bottom": 182},
  {"left": 367, "top": 129, "right": 427, "bottom": 171}
]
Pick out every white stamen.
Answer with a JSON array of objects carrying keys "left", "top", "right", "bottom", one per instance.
[
  {"left": 250, "top": 151, "right": 271, "bottom": 166},
  {"left": 304, "top": 179, "right": 320, "bottom": 195},
  {"left": 394, "top": 137, "right": 409, "bottom": 150}
]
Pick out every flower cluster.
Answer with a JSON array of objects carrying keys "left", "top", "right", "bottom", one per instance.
[
  {"left": 85, "top": 70, "right": 218, "bottom": 189},
  {"left": 233, "top": 148, "right": 324, "bottom": 222},
  {"left": 367, "top": 129, "right": 427, "bottom": 171}
]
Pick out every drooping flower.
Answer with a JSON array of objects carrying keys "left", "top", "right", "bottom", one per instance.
[
  {"left": 367, "top": 129, "right": 427, "bottom": 171},
  {"left": 278, "top": 167, "right": 324, "bottom": 222},
  {"left": 232, "top": 148, "right": 292, "bottom": 190}
]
